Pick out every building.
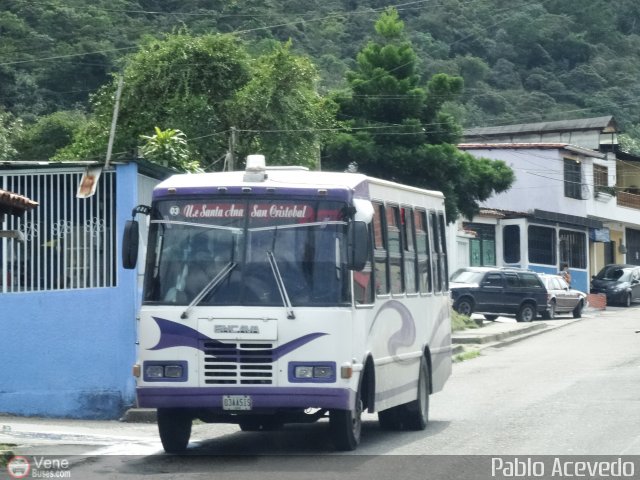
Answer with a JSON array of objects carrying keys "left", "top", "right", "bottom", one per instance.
[
  {"left": 0, "top": 160, "right": 168, "bottom": 419},
  {"left": 456, "top": 116, "right": 640, "bottom": 292}
]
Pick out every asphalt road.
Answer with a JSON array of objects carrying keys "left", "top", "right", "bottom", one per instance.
[{"left": 4, "top": 305, "right": 640, "bottom": 479}]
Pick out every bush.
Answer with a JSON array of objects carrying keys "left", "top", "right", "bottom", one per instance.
[{"left": 451, "top": 310, "right": 479, "bottom": 331}]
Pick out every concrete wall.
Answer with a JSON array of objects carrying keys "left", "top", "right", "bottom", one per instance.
[
  {"left": 465, "top": 148, "right": 590, "bottom": 219},
  {"left": 0, "top": 163, "right": 139, "bottom": 419}
]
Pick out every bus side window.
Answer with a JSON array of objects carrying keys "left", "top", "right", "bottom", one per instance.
[
  {"left": 354, "top": 223, "right": 375, "bottom": 305},
  {"left": 430, "top": 211, "right": 442, "bottom": 292},
  {"left": 387, "top": 205, "right": 404, "bottom": 294},
  {"left": 402, "top": 206, "right": 418, "bottom": 294},
  {"left": 415, "top": 209, "right": 432, "bottom": 293},
  {"left": 373, "top": 202, "right": 389, "bottom": 295},
  {"left": 438, "top": 213, "right": 449, "bottom": 291}
]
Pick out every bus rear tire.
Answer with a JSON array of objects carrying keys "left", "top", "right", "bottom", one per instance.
[
  {"left": 157, "top": 408, "right": 192, "bottom": 454},
  {"left": 378, "top": 406, "right": 403, "bottom": 430},
  {"left": 401, "top": 357, "right": 430, "bottom": 431},
  {"left": 329, "top": 390, "right": 362, "bottom": 451}
]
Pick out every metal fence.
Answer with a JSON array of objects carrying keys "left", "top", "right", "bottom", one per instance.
[{"left": 1, "top": 169, "right": 117, "bottom": 293}]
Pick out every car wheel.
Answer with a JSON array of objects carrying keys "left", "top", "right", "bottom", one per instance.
[
  {"left": 624, "top": 292, "right": 632, "bottom": 307},
  {"left": 454, "top": 298, "right": 474, "bottom": 316},
  {"left": 516, "top": 302, "right": 535, "bottom": 322},
  {"left": 572, "top": 300, "right": 583, "bottom": 319},
  {"left": 542, "top": 301, "right": 556, "bottom": 320}
]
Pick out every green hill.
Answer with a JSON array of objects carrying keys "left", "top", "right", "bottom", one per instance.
[{"left": 2, "top": 0, "right": 640, "bottom": 147}]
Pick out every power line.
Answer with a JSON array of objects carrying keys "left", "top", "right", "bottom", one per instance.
[{"left": 0, "top": 46, "right": 137, "bottom": 67}]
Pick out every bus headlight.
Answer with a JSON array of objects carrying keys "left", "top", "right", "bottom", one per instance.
[
  {"left": 146, "top": 365, "right": 164, "bottom": 378},
  {"left": 289, "top": 362, "right": 336, "bottom": 382},
  {"left": 294, "top": 366, "right": 314, "bottom": 378},
  {"left": 164, "top": 365, "right": 184, "bottom": 378},
  {"left": 313, "top": 366, "right": 333, "bottom": 378},
  {"left": 143, "top": 361, "right": 187, "bottom": 381}
]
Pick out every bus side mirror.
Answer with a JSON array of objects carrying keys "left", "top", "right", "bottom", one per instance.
[
  {"left": 348, "top": 221, "right": 369, "bottom": 271},
  {"left": 122, "top": 219, "right": 139, "bottom": 269}
]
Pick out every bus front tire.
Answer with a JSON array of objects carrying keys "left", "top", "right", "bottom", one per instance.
[
  {"left": 157, "top": 408, "right": 192, "bottom": 454},
  {"left": 329, "top": 390, "right": 362, "bottom": 451}
]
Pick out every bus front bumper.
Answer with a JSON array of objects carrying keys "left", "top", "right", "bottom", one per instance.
[{"left": 137, "top": 386, "right": 354, "bottom": 411}]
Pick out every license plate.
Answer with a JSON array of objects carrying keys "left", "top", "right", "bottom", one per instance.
[{"left": 222, "top": 395, "right": 252, "bottom": 411}]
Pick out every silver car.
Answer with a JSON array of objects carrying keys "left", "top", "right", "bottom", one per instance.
[{"left": 538, "top": 273, "right": 586, "bottom": 319}]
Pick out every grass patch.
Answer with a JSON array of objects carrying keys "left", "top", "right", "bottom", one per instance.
[
  {"left": 0, "top": 444, "right": 16, "bottom": 467},
  {"left": 453, "top": 350, "right": 481, "bottom": 363},
  {"left": 451, "top": 311, "right": 479, "bottom": 331}
]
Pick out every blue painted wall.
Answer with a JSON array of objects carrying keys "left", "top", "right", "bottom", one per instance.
[
  {"left": 528, "top": 265, "right": 588, "bottom": 293},
  {"left": 0, "top": 163, "right": 139, "bottom": 419}
]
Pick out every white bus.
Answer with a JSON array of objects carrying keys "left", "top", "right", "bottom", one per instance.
[{"left": 122, "top": 155, "right": 452, "bottom": 453}]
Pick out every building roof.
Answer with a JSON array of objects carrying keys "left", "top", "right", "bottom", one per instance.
[
  {"left": 458, "top": 142, "right": 607, "bottom": 159},
  {"left": 0, "top": 189, "right": 38, "bottom": 217},
  {"left": 464, "top": 116, "right": 617, "bottom": 138}
]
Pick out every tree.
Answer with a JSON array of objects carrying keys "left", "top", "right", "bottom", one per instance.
[
  {"left": 231, "top": 42, "right": 339, "bottom": 168},
  {"left": 0, "top": 108, "right": 21, "bottom": 161},
  {"left": 83, "top": 31, "right": 250, "bottom": 167},
  {"left": 139, "top": 127, "right": 199, "bottom": 172},
  {"left": 59, "top": 32, "right": 335, "bottom": 170},
  {"left": 15, "top": 111, "right": 85, "bottom": 160},
  {"left": 323, "top": 8, "right": 514, "bottom": 220}
]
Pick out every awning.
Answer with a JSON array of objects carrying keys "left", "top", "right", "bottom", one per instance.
[
  {"left": 0, "top": 188, "right": 39, "bottom": 217},
  {"left": 532, "top": 209, "right": 603, "bottom": 229}
]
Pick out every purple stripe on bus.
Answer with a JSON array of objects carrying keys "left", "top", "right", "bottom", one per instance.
[
  {"left": 149, "top": 316, "right": 327, "bottom": 360},
  {"left": 153, "top": 186, "right": 352, "bottom": 201},
  {"left": 137, "top": 386, "right": 354, "bottom": 410},
  {"left": 374, "top": 379, "right": 419, "bottom": 403}
]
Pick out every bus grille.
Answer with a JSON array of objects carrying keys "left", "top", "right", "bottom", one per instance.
[{"left": 202, "top": 342, "right": 274, "bottom": 385}]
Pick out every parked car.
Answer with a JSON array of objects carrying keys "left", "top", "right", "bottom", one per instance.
[
  {"left": 590, "top": 264, "right": 640, "bottom": 307},
  {"left": 537, "top": 273, "right": 586, "bottom": 319},
  {"left": 449, "top": 267, "right": 548, "bottom": 322}
]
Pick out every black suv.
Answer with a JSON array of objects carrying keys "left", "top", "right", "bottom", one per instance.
[{"left": 450, "top": 267, "right": 549, "bottom": 322}]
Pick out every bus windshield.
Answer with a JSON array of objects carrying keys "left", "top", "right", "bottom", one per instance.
[{"left": 142, "top": 198, "right": 351, "bottom": 307}]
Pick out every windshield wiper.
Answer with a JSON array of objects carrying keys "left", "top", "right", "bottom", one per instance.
[
  {"left": 266, "top": 251, "right": 295, "bottom": 319},
  {"left": 180, "top": 262, "right": 236, "bottom": 319}
]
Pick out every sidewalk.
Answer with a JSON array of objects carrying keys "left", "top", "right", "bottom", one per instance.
[{"left": 451, "top": 306, "right": 603, "bottom": 356}]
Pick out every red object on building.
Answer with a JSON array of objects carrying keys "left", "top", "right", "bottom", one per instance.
[{"left": 587, "top": 293, "right": 607, "bottom": 310}]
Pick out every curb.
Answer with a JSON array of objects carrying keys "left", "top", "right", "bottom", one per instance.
[
  {"left": 120, "top": 408, "right": 156, "bottom": 424},
  {"left": 453, "top": 317, "right": 583, "bottom": 356},
  {"left": 452, "top": 323, "right": 546, "bottom": 345}
]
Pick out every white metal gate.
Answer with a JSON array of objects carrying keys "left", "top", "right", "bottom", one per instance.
[{"left": 1, "top": 169, "right": 117, "bottom": 292}]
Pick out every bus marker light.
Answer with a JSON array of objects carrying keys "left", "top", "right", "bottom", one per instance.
[
  {"left": 341, "top": 365, "right": 353, "bottom": 379},
  {"left": 132, "top": 364, "right": 141, "bottom": 377}
]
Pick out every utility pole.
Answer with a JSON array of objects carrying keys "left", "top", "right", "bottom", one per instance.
[
  {"left": 227, "top": 127, "right": 237, "bottom": 171},
  {"left": 77, "top": 74, "right": 123, "bottom": 198},
  {"left": 105, "top": 75, "right": 124, "bottom": 170}
]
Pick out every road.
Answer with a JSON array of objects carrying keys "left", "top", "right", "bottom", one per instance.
[{"left": 3, "top": 306, "right": 640, "bottom": 479}]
